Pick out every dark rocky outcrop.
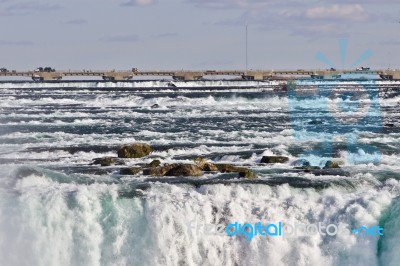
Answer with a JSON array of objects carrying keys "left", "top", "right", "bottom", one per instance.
[
  {"left": 202, "top": 163, "right": 219, "bottom": 172},
  {"left": 141, "top": 160, "right": 256, "bottom": 178},
  {"left": 308, "top": 119, "right": 324, "bottom": 125},
  {"left": 261, "top": 156, "right": 289, "bottom": 164},
  {"left": 237, "top": 168, "right": 257, "bottom": 179},
  {"left": 194, "top": 157, "right": 207, "bottom": 167},
  {"left": 120, "top": 167, "right": 142, "bottom": 175},
  {"left": 384, "top": 123, "right": 395, "bottom": 128},
  {"left": 193, "top": 157, "right": 218, "bottom": 172},
  {"left": 147, "top": 159, "right": 161, "bottom": 168},
  {"left": 166, "top": 164, "right": 203, "bottom": 177},
  {"left": 215, "top": 164, "right": 239, "bottom": 173},
  {"left": 324, "top": 160, "right": 341, "bottom": 169},
  {"left": 117, "top": 143, "right": 153, "bottom": 158},
  {"left": 143, "top": 164, "right": 178, "bottom": 176},
  {"left": 91, "top": 157, "right": 125, "bottom": 167},
  {"left": 151, "top": 104, "right": 160, "bottom": 108},
  {"left": 215, "top": 164, "right": 257, "bottom": 179},
  {"left": 291, "top": 159, "right": 321, "bottom": 171},
  {"left": 144, "top": 163, "right": 203, "bottom": 177}
]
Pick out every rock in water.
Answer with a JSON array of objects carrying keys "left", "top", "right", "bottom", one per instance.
[
  {"left": 291, "top": 159, "right": 321, "bottom": 171},
  {"left": 120, "top": 167, "right": 142, "bottom": 175},
  {"left": 193, "top": 157, "right": 208, "bottom": 167},
  {"left": 215, "top": 164, "right": 257, "bottom": 178},
  {"left": 151, "top": 104, "right": 160, "bottom": 108},
  {"left": 166, "top": 164, "right": 203, "bottom": 177},
  {"left": 117, "top": 143, "right": 153, "bottom": 158},
  {"left": 324, "top": 160, "right": 341, "bottom": 169},
  {"left": 384, "top": 123, "right": 395, "bottom": 128},
  {"left": 202, "top": 163, "right": 219, "bottom": 172},
  {"left": 92, "top": 157, "right": 125, "bottom": 166},
  {"left": 143, "top": 164, "right": 177, "bottom": 176},
  {"left": 237, "top": 168, "right": 257, "bottom": 179},
  {"left": 147, "top": 159, "right": 161, "bottom": 168},
  {"left": 194, "top": 157, "right": 218, "bottom": 171},
  {"left": 308, "top": 119, "right": 323, "bottom": 125},
  {"left": 215, "top": 164, "right": 239, "bottom": 173},
  {"left": 261, "top": 156, "right": 289, "bottom": 164}
]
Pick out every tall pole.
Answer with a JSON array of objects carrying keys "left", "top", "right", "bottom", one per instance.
[{"left": 246, "top": 24, "right": 248, "bottom": 72}]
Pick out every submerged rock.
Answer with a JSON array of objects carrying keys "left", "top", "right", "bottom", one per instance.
[
  {"left": 261, "top": 156, "right": 289, "bottom": 164},
  {"left": 151, "top": 104, "right": 160, "bottom": 109},
  {"left": 166, "top": 164, "right": 203, "bottom": 177},
  {"left": 117, "top": 143, "right": 153, "bottom": 158},
  {"left": 308, "top": 119, "right": 323, "bottom": 125},
  {"left": 311, "top": 169, "right": 349, "bottom": 176},
  {"left": 302, "top": 166, "right": 321, "bottom": 172},
  {"left": 120, "top": 167, "right": 142, "bottom": 175},
  {"left": 91, "top": 157, "right": 125, "bottom": 167}
]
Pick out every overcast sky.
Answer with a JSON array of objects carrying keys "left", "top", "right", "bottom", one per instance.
[{"left": 0, "top": 0, "right": 399, "bottom": 71}]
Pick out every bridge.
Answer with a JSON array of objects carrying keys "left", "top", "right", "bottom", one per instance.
[{"left": 0, "top": 68, "right": 399, "bottom": 81}]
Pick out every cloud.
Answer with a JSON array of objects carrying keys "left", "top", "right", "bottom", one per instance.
[
  {"left": 213, "top": 2, "right": 372, "bottom": 37},
  {"left": 65, "top": 19, "right": 87, "bottom": 25},
  {"left": 100, "top": 34, "right": 140, "bottom": 43},
  {"left": 186, "top": 0, "right": 282, "bottom": 9},
  {"left": 381, "top": 39, "right": 400, "bottom": 46},
  {"left": 305, "top": 4, "right": 368, "bottom": 22},
  {"left": 155, "top": 33, "right": 179, "bottom": 38},
  {"left": 121, "top": 0, "right": 155, "bottom": 6},
  {"left": 5, "top": 2, "right": 61, "bottom": 15},
  {"left": 290, "top": 24, "right": 350, "bottom": 38},
  {"left": 0, "top": 39, "right": 33, "bottom": 46}
]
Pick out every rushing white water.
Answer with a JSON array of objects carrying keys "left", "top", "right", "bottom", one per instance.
[
  {"left": 0, "top": 81, "right": 399, "bottom": 266},
  {"left": 1, "top": 169, "right": 400, "bottom": 266}
]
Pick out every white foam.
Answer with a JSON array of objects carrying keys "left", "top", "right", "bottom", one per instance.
[{"left": 0, "top": 149, "right": 399, "bottom": 266}]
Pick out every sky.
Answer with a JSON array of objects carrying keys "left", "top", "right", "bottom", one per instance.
[{"left": 0, "top": 0, "right": 399, "bottom": 71}]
